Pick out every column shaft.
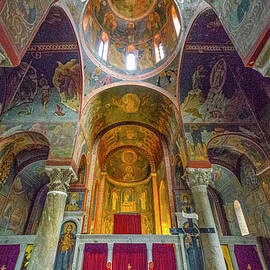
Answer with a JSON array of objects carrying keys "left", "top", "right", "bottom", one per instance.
[
  {"left": 28, "top": 191, "right": 67, "bottom": 270},
  {"left": 191, "top": 185, "right": 226, "bottom": 270},
  {"left": 185, "top": 167, "right": 226, "bottom": 270},
  {"left": 28, "top": 167, "right": 76, "bottom": 270}
]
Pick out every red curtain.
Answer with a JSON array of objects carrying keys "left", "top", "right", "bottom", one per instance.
[
  {"left": 113, "top": 244, "right": 147, "bottom": 270},
  {"left": 113, "top": 214, "right": 141, "bottom": 234},
  {"left": 0, "top": 245, "right": 20, "bottom": 270},
  {"left": 82, "top": 244, "right": 108, "bottom": 270},
  {"left": 153, "top": 244, "right": 177, "bottom": 270}
]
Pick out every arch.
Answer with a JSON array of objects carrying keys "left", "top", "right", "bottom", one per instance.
[
  {"left": 233, "top": 200, "right": 249, "bottom": 236},
  {"left": 80, "top": 83, "right": 184, "bottom": 151},
  {"left": 77, "top": 154, "right": 87, "bottom": 185},
  {"left": 176, "top": 3, "right": 210, "bottom": 103},
  {"left": 0, "top": 6, "right": 83, "bottom": 164},
  {"left": 207, "top": 133, "right": 268, "bottom": 173},
  {"left": 25, "top": 185, "right": 48, "bottom": 234},
  {"left": 0, "top": 131, "right": 50, "bottom": 187},
  {"left": 208, "top": 186, "right": 231, "bottom": 236}
]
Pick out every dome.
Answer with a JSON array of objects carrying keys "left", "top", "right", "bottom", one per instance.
[{"left": 80, "top": 0, "right": 182, "bottom": 79}]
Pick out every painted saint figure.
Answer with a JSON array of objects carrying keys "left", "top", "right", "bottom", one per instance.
[
  {"left": 65, "top": 193, "right": 80, "bottom": 211},
  {"left": 54, "top": 222, "right": 76, "bottom": 270},
  {"left": 39, "top": 77, "right": 50, "bottom": 114}
]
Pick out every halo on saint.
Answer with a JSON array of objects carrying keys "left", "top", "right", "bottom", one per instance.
[
  {"left": 64, "top": 222, "right": 76, "bottom": 233},
  {"left": 180, "top": 192, "right": 191, "bottom": 204},
  {"left": 69, "top": 192, "right": 79, "bottom": 202}
]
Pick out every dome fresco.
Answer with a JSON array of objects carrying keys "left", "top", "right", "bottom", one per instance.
[
  {"left": 108, "top": 0, "right": 157, "bottom": 21},
  {"left": 80, "top": 0, "right": 182, "bottom": 79}
]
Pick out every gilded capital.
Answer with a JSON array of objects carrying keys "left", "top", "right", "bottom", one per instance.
[
  {"left": 46, "top": 167, "right": 77, "bottom": 193},
  {"left": 184, "top": 167, "right": 213, "bottom": 189}
]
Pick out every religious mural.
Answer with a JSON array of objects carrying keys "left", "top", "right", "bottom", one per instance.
[
  {"left": 211, "top": 164, "right": 270, "bottom": 238},
  {"left": 97, "top": 125, "right": 163, "bottom": 171},
  {"left": 179, "top": 9, "right": 270, "bottom": 167},
  {"left": 0, "top": 0, "right": 56, "bottom": 66},
  {"left": 106, "top": 148, "right": 151, "bottom": 183},
  {"left": 54, "top": 221, "right": 77, "bottom": 270},
  {"left": 0, "top": 132, "right": 49, "bottom": 189},
  {"left": 65, "top": 192, "right": 84, "bottom": 211},
  {"left": 0, "top": 7, "right": 82, "bottom": 161},
  {"left": 102, "top": 178, "right": 154, "bottom": 234},
  {"left": 208, "top": 0, "right": 270, "bottom": 58},
  {"left": 80, "top": 0, "right": 181, "bottom": 79},
  {"left": 81, "top": 85, "right": 180, "bottom": 149},
  {"left": 0, "top": 160, "right": 48, "bottom": 236}
]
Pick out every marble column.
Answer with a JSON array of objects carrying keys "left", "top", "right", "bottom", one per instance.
[
  {"left": 185, "top": 167, "right": 227, "bottom": 270},
  {"left": 28, "top": 167, "right": 77, "bottom": 270}
]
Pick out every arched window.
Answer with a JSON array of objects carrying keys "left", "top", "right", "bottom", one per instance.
[
  {"left": 126, "top": 45, "right": 137, "bottom": 71},
  {"left": 171, "top": 5, "right": 181, "bottom": 37},
  {"left": 154, "top": 34, "right": 165, "bottom": 63},
  {"left": 98, "top": 32, "right": 109, "bottom": 61},
  {"left": 234, "top": 200, "right": 249, "bottom": 236}
]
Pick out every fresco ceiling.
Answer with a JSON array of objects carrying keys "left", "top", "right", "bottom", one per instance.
[
  {"left": 81, "top": 84, "right": 182, "bottom": 150},
  {"left": 98, "top": 124, "right": 163, "bottom": 170},
  {"left": 0, "top": 6, "right": 82, "bottom": 163},
  {"left": 105, "top": 147, "right": 151, "bottom": 184},
  {"left": 179, "top": 9, "right": 270, "bottom": 170},
  {"left": 81, "top": 0, "right": 182, "bottom": 78}
]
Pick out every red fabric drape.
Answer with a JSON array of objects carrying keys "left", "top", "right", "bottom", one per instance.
[
  {"left": 152, "top": 244, "right": 177, "bottom": 270},
  {"left": 0, "top": 245, "right": 20, "bottom": 270},
  {"left": 113, "top": 214, "right": 141, "bottom": 234},
  {"left": 113, "top": 244, "right": 147, "bottom": 270},
  {"left": 82, "top": 244, "right": 108, "bottom": 270}
]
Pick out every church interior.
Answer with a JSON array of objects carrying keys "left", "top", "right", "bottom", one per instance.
[{"left": 1, "top": 0, "right": 270, "bottom": 269}]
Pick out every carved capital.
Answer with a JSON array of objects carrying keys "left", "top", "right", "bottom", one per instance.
[
  {"left": 46, "top": 167, "right": 77, "bottom": 193},
  {"left": 184, "top": 167, "right": 212, "bottom": 189}
]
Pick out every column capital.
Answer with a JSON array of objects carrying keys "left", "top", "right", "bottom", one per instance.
[
  {"left": 184, "top": 167, "right": 213, "bottom": 189},
  {"left": 45, "top": 167, "right": 77, "bottom": 193}
]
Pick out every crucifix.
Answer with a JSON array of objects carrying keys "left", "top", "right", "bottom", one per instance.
[
  {"left": 128, "top": 263, "right": 132, "bottom": 270},
  {"left": 0, "top": 265, "right": 7, "bottom": 270}
]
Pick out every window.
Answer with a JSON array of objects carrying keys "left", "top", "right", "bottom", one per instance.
[
  {"left": 126, "top": 45, "right": 137, "bottom": 71},
  {"left": 98, "top": 32, "right": 109, "bottom": 61},
  {"left": 171, "top": 5, "right": 181, "bottom": 37},
  {"left": 154, "top": 34, "right": 165, "bottom": 63},
  {"left": 234, "top": 200, "right": 249, "bottom": 236}
]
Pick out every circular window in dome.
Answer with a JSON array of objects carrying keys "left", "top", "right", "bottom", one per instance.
[{"left": 80, "top": 0, "right": 183, "bottom": 80}]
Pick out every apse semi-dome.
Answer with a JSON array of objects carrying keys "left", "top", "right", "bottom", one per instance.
[{"left": 80, "top": 0, "right": 182, "bottom": 79}]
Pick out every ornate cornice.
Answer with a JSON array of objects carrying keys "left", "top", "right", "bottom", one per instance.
[
  {"left": 46, "top": 167, "right": 77, "bottom": 193},
  {"left": 184, "top": 167, "right": 213, "bottom": 189}
]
